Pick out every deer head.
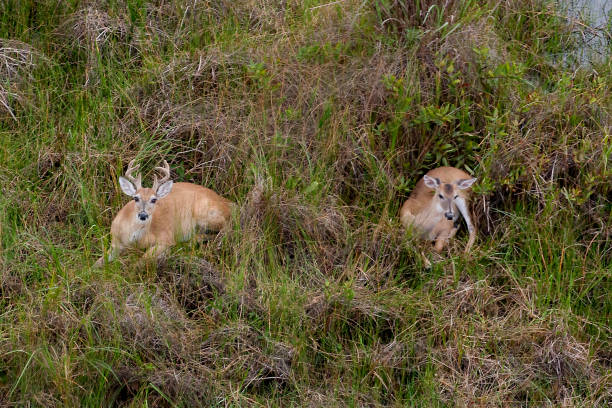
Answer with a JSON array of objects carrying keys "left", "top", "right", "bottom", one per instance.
[
  {"left": 118, "top": 160, "right": 174, "bottom": 223},
  {"left": 423, "top": 175, "right": 477, "bottom": 221}
]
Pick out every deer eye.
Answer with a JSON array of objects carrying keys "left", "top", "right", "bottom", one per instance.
[
  {"left": 454, "top": 195, "right": 458, "bottom": 199},
  {"left": 150, "top": 198, "right": 157, "bottom": 204},
  {"left": 438, "top": 194, "right": 444, "bottom": 199},
  {"left": 134, "top": 197, "right": 140, "bottom": 202}
]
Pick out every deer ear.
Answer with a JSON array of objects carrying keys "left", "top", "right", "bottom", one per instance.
[
  {"left": 423, "top": 175, "right": 440, "bottom": 189},
  {"left": 119, "top": 177, "right": 137, "bottom": 196},
  {"left": 155, "top": 180, "right": 173, "bottom": 198},
  {"left": 456, "top": 177, "right": 477, "bottom": 189}
]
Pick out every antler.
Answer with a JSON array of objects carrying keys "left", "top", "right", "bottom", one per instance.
[
  {"left": 152, "top": 160, "right": 171, "bottom": 191},
  {"left": 124, "top": 159, "right": 142, "bottom": 190}
]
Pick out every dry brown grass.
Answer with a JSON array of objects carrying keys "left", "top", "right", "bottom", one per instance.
[
  {"left": 57, "top": 6, "right": 128, "bottom": 85},
  {"left": 426, "top": 275, "right": 607, "bottom": 406},
  {"left": 0, "top": 39, "right": 44, "bottom": 120},
  {"left": 61, "top": 7, "right": 128, "bottom": 51}
]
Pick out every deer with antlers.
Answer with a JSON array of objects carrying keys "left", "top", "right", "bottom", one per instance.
[
  {"left": 95, "top": 160, "right": 233, "bottom": 266},
  {"left": 400, "top": 167, "right": 477, "bottom": 256}
]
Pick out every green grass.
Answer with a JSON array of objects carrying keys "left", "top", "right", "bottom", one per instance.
[{"left": 0, "top": 0, "right": 610, "bottom": 406}]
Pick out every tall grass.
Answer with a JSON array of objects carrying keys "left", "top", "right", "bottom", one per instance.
[{"left": 0, "top": 0, "right": 610, "bottom": 406}]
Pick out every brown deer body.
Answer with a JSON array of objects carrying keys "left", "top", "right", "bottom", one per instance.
[
  {"left": 95, "top": 160, "right": 233, "bottom": 266},
  {"left": 400, "top": 167, "right": 476, "bottom": 254}
]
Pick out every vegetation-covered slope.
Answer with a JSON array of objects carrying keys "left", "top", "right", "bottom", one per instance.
[{"left": 0, "top": 0, "right": 610, "bottom": 406}]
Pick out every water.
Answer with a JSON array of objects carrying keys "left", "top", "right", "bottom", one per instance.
[{"left": 565, "top": 0, "right": 611, "bottom": 66}]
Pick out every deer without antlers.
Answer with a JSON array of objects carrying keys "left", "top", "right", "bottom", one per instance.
[
  {"left": 95, "top": 159, "right": 233, "bottom": 266},
  {"left": 400, "top": 167, "right": 477, "bottom": 255}
]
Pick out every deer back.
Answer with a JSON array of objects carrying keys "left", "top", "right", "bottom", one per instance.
[{"left": 149, "top": 182, "right": 232, "bottom": 239}]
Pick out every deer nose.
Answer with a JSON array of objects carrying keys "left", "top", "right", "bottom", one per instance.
[
  {"left": 445, "top": 212, "right": 454, "bottom": 220},
  {"left": 138, "top": 212, "right": 149, "bottom": 221}
]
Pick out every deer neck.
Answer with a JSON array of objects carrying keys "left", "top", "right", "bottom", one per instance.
[
  {"left": 128, "top": 217, "right": 152, "bottom": 244},
  {"left": 412, "top": 198, "right": 446, "bottom": 238},
  {"left": 423, "top": 198, "right": 446, "bottom": 221}
]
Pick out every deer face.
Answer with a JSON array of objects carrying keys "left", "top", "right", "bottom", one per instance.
[
  {"left": 119, "top": 179, "right": 174, "bottom": 223},
  {"left": 117, "top": 160, "right": 174, "bottom": 224},
  {"left": 423, "top": 175, "right": 477, "bottom": 220}
]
